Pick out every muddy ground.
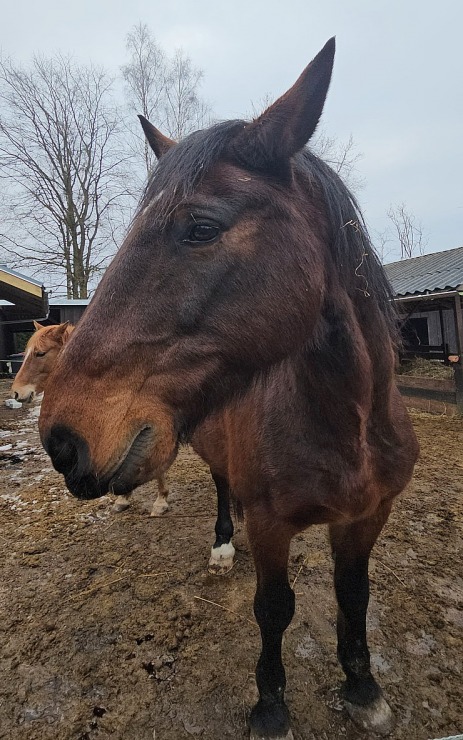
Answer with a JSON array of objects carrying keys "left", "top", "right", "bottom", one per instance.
[{"left": 0, "top": 379, "right": 461, "bottom": 740}]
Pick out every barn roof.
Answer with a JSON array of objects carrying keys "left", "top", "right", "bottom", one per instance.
[
  {"left": 0, "top": 265, "right": 48, "bottom": 318},
  {"left": 384, "top": 246, "right": 463, "bottom": 297}
]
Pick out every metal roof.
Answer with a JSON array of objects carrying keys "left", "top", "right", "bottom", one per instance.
[
  {"left": 0, "top": 265, "right": 49, "bottom": 318},
  {"left": 384, "top": 246, "right": 463, "bottom": 297},
  {"left": 0, "top": 264, "right": 44, "bottom": 288},
  {"left": 49, "top": 298, "right": 90, "bottom": 306}
]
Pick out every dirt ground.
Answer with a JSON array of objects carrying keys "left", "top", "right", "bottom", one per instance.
[{"left": 0, "top": 378, "right": 462, "bottom": 740}]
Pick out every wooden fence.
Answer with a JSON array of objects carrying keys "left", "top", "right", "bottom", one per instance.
[{"left": 396, "top": 367, "right": 463, "bottom": 417}]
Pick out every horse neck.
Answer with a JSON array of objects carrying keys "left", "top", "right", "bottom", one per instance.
[{"left": 299, "top": 284, "right": 396, "bottom": 423}]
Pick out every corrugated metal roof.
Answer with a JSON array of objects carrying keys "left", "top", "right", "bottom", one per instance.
[{"left": 384, "top": 246, "right": 463, "bottom": 297}]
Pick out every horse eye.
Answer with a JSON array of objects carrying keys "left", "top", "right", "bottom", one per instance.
[
  {"left": 185, "top": 224, "right": 219, "bottom": 244},
  {"left": 35, "top": 351, "right": 47, "bottom": 358}
]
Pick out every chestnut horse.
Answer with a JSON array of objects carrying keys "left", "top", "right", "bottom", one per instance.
[
  {"left": 39, "top": 39, "right": 418, "bottom": 739},
  {"left": 13, "top": 322, "right": 236, "bottom": 573},
  {"left": 11, "top": 322, "right": 170, "bottom": 517}
]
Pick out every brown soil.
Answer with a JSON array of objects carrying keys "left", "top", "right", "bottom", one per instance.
[{"left": 0, "top": 379, "right": 462, "bottom": 740}]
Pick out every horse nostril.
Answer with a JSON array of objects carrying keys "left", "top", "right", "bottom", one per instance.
[
  {"left": 45, "top": 425, "right": 88, "bottom": 478},
  {"left": 48, "top": 436, "right": 78, "bottom": 475},
  {"left": 14, "top": 392, "right": 19, "bottom": 400}
]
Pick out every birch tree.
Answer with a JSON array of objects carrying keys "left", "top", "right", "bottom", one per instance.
[
  {"left": 0, "top": 54, "right": 129, "bottom": 297},
  {"left": 122, "top": 23, "right": 211, "bottom": 178}
]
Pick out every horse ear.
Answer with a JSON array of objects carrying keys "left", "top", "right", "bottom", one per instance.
[
  {"left": 53, "top": 322, "right": 70, "bottom": 344},
  {"left": 138, "top": 115, "right": 176, "bottom": 159},
  {"left": 63, "top": 323, "right": 75, "bottom": 343},
  {"left": 33, "top": 321, "right": 43, "bottom": 331},
  {"left": 235, "top": 37, "right": 335, "bottom": 171}
]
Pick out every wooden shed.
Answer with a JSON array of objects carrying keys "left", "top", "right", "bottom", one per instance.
[
  {"left": 385, "top": 246, "right": 463, "bottom": 364},
  {"left": 385, "top": 247, "right": 463, "bottom": 415},
  {"left": 0, "top": 265, "right": 48, "bottom": 364}
]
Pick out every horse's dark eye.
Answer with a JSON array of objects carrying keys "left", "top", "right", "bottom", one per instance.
[
  {"left": 35, "top": 351, "right": 47, "bottom": 358},
  {"left": 186, "top": 224, "right": 219, "bottom": 244}
]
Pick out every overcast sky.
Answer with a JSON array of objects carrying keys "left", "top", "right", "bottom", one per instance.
[{"left": 1, "top": 0, "right": 461, "bottom": 262}]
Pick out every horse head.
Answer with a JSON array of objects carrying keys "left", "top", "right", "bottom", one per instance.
[
  {"left": 12, "top": 322, "right": 74, "bottom": 403},
  {"left": 38, "top": 40, "right": 337, "bottom": 499}
]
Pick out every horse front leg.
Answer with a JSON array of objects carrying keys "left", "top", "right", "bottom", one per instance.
[
  {"left": 329, "top": 500, "right": 395, "bottom": 736},
  {"left": 247, "top": 509, "right": 295, "bottom": 740},
  {"left": 208, "top": 472, "right": 235, "bottom": 574},
  {"left": 150, "top": 475, "right": 170, "bottom": 517},
  {"left": 112, "top": 494, "right": 131, "bottom": 513},
  {"left": 112, "top": 476, "right": 169, "bottom": 516}
]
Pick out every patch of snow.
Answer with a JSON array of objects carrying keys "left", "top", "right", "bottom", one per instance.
[{"left": 4, "top": 399, "right": 22, "bottom": 409}]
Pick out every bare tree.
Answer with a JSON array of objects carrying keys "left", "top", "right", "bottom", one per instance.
[
  {"left": 121, "top": 23, "right": 167, "bottom": 177},
  {"left": 311, "top": 129, "right": 364, "bottom": 190},
  {"left": 163, "top": 50, "right": 211, "bottom": 140},
  {"left": 387, "top": 203, "right": 427, "bottom": 260},
  {"left": 122, "top": 24, "right": 211, "bottom": 178},
  {"left": 0, "top": 54, "right": 129, "bottom": 297},
  {"left": 374, "top": 228, "right": 393, "bottom": 264}
]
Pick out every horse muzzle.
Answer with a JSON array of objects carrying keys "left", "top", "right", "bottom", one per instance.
[
  {"left": 12, "top": 387, "right": 35, "bottom": 403},
  {"left": 43, "top": 424, "right": 154, "bottom": 500}
]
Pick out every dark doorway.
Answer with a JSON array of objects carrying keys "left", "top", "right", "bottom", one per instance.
[{"left": 402, "top": 317, "right": 429, "bottom": 350}]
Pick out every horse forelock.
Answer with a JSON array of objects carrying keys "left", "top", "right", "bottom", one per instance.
[
  {"left": 28, "top": 325, "right": 71, "bottom": 354},
  {"left": 136, "top": 120, "right": 246, "bottom": 227},
  {"left": 26, "top": 327, "right": 51, "bottom": 354}
]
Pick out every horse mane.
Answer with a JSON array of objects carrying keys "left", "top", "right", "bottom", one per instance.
[
  {"left": 138, "top": 120, "right": 397, "bottom": 341},
  {"left": 296, "top": 149, "right": 398, "bottom": 340}
]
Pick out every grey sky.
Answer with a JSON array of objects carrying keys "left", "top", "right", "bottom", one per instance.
[{"left": 1, "top": 0, "right": 461, "bottom": 261}]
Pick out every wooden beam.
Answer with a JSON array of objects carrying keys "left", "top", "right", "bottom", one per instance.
[{"left": 454, "top": 294, "right": 463, "bottom": 415}]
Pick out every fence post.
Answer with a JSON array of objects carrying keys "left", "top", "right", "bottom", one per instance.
[
  {"left": 454, "top": 294, "right": 463, "bottom": 416},
  {"left": 454, "top": 364, "right": 463, "bottom": 417}
]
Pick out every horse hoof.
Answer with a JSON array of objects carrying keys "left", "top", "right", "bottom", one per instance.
[
  {"left": 249, "top": 699, "right": 292, "bottom": 740},
  {"left": 112, "top": 501, "right": 130, "bottom": 513},
  {"left": 208, "top": 542, "right": 235, "bottom": 575},
  {"left": 250, "top": 730, "right": 293, "bottom": 740},
  {"left": 150, "top": 502, "right": 169, "bottom": 517},
  {"left": 344, "top": 695, "right": 395, "bottom": 736}
]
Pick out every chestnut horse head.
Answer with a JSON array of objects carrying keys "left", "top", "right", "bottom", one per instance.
[
  {"left": 12, "top": 322, "right": 74, "bottom": 403},
  {"left": 38, "top": 38, "right": 393, "bottom": 499}
]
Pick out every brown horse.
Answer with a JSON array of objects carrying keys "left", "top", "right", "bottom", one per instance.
[
  {"left": 13, "top": 322, "right": 236, "bottom": 572},
  {"left": 39, "top": 38, "right": 418, "bottom": 739}
]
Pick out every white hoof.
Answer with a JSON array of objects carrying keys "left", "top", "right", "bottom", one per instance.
[
  {"left": 150, "top": 500, "right": 169, "bottom": 517},
  {"left": 208, "top": 542, "right": 235, "bottom": 575},
  {"left": 250, "top": 730, "right": 293, "bottom": 740},
  {"left": 344, "top": 695, "right": 395, "bottom": 736}
]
